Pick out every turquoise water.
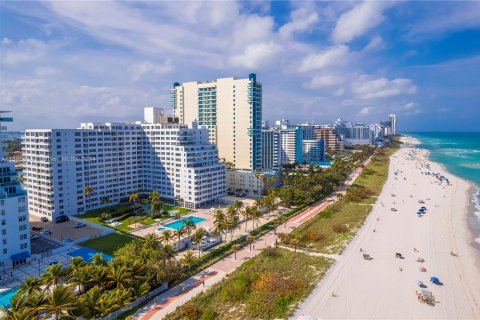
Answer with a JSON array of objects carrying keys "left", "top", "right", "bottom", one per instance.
[
  {"left": 408, "top": 132, "right": 480, "bottom": 244},
  {"left": 162, "top": 216, "right": 206, "bottom": 230},
  {"left": 0, "top": 288, "right": 19, "bottom": 308}
]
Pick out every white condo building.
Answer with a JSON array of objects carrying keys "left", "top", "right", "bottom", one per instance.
[
  {"left": 171, "top": 74, "right": 262, "bottom": 171},
  {"left": 389, "top": 114, "right": 397, "bottom": 135},
  {"left": 23, "top": 109, "right": 226, "bottom": 220},
  {"left": 0, "top": 112, "right": 30, "bottom": 269}
]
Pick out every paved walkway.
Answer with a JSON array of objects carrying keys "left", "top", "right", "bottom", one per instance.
[{"left": 134, "top": 157, "right": 372, "bottom": 319}]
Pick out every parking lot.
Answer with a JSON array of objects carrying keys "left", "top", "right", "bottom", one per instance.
[{"left": 30, "top": 215, "right": 104, "bottom": 242}]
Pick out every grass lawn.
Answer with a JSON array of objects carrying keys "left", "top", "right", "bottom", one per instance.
[
  {"left": 80, "top": 203, "right": 189, "bottom": 232},
  {"left": 166, "top": 248, "right": 334, "bottom": 320},
  {"left": 79, "top": 233, "right": 139, "bottom": 255},
  {"left": 290, "top": 146, "right": 399, "bottom": 254}
]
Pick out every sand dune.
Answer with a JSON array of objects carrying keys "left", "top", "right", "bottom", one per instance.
[{"left": 293, "top": 136, "right": 480, "bottom": 319}]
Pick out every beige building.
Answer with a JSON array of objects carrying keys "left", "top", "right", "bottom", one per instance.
[
  {"left": 171, "top": 74, "right": 262, "bottom": 171},
  {"left": 314, "top": 127, "right": 342, "bottom": 152}
]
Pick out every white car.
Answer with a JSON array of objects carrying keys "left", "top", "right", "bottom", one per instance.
[
  {"left": 40, "top": 229, "right": 52, "bottom": 235},
  {"left": 74, "top": 222, "right": 87, "bottom": 228}
]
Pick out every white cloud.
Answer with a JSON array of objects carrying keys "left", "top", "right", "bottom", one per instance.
[
  {"left": 359, "top": 106, "right": 374, "bottom": 115},
  {"left": 305, "top": 74, "right": 344, "bottom": 88},
  {"left": 402, "top": 102, "right": 417, "bottom": 110},
  {"left": 332, "top": 1, "right": 395, "bottom": 44},
  {"left": 229, "top": 42, "right": 282, "bottom": 69},
  {"left": 0, "top": 38, "right": 49, "bottom": 65},
  {"left": 279, "top": 5, "right": 319, "bottom": 38},
  {"left": 129, "top": 60, "right": 174, "bottom": 82},
  {"left": 436, "top": 107, "right": 450, "bottom": 113},
  {"left": 353, "top": 76, "right": 417, "bottom": 99},
  {"left": 299, "top": 45, "right": 351, "bottom": 72},
  {"left": 407, "top": 2, "right": 480, "bottom": 38},
  {"left": 35, "top": 67, "right": 61, "bottom": 77},
  {"left": 1, "top": 37, "right": 12, "bottom": 45},
  {"left": 333, "top": 88, "right": 345, "bottom": 96},
  {"left": 363, "top": 35, "right": 385, "bottom": 51}
]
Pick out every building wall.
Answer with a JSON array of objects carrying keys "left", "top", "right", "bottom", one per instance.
[
  {"left": 314, "top": 127, "right": 342, "bottom": 152},
  {"left": 302, "top": 139, "right": 325, "bottom": 162},
  {"left": 172, "top": 74, "right": 262, "bottom": 171},
  {"left": 24, "top": 122, "right": 226, "bottom": 219},
  {"left": 1, "top": 114, "right": 30, "bottom": 268},
  {"left": 226, "top": 170, "right": 280, "bottom": 198}
]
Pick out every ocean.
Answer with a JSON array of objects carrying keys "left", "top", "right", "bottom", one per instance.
[{"left": 408, "top": 132, "right": 480, "bottom": 245}]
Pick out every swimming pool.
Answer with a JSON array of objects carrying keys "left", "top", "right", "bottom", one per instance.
[
  {"left": 161, "top": 216, "right": 206, "bottom": 231},
  {"left": 0, "top": 288, "right": 19, "bottom": 309}
]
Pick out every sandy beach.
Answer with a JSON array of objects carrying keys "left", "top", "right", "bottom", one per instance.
[{"left": 293, "top": 136, "right": 480, "bottom": 319}]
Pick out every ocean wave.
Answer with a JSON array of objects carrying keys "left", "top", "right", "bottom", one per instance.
[{"left": 459, "top": 163, "right": 480, "bottom": 169}]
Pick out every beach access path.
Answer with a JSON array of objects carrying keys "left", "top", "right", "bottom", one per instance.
[
  {"left": 293, "top": 137, "right": 480, "bottom": 319},
  {"left": 133, "top": 158, "right": 371, "bottom": 320}
]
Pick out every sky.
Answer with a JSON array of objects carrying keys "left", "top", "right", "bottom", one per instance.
[{"left": 1, "top": 1, "right": 479, "bottom": 132}]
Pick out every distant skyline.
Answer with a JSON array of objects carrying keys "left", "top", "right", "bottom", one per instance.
[{"left": 1, "top": 1, "right": 479, "bottom": 132}]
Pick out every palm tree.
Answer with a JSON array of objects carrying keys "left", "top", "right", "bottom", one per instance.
[
  {"left": 149, "top": 191, "right": 161, "bottom": 203},
  {"left": 183, "top": 220, "right": 197, "bottom": 248},
  {"left": 84, "top": 185, "right": 94, "bottom": 198},
  {"left": 1, "top": 293, "right": 37, "bottom": 319},
  {"left": 160, "top": 229, "right": 174, "bottom": 247},
  {"left": 18, "top": 276, "right": 40, "bottom": 295},
  {"left": 67, "top": 256, "right": 85, "bottom": 277},
  {"left": 81, "top": 286, "right": 102, "bottom": 319},
  {"left": 91, "top": 266, "right": 109, "bottom": 289},
  {"left": 192, "top": 228, "right": 206, "bottom": 257},
  {"left": 179, "top": 251, "right": 196, "bottom": 271},
  {"left": 243, "top": 205, "right": 253, "bottom": 231},
  {"left": 173, "top": 227, "right": 186, "bottom": 251},
  {"left": 251, "top": 205, "right": 262, "bottom": 228},
  {"left": 129, "top": 192, "right": 139, "bottom": 209},
  {"left": 213, "top": 209, "right": 226, "bottom": 242},
  {"left": 233, "top": 200, "right": 243, "bottom": 218},
  {"left": 232, "top": 244, "right": 241, "bottom": 260},
  {"left": 92, "top": 253, "right": 107, "bottom": 267},
  {"left": 247, "top": 235, "right": 255, "bottom": 251},
  {"left": 100, "top": 196, "right": 110, "bottom": 206},
  {"left": 69, "top": 265, "right": 92, "bottom": 294},
  {"left": 41, "top": 263, "right": 64, "bottom": 290},
  {"left": 160, "top": 244, "right": 176, "bottom": 265},
  {"left": 143, "top": 233, "right": 161, "bottom": 251},
  {"left": 37, "top": 285, "right": 78, "bottom": 320},
  {"left": 108, "top": 265, "right": 131, "bottom": 289}
]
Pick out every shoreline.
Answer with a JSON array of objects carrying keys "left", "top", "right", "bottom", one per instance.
[
  {"left": 418, "top": 138, "right": 480, "bottom": 262},
  {"left": 293, "top": 136, "right": 480, "bottom": 319}
]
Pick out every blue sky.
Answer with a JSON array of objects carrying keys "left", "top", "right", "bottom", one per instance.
[{"left": 1, "top": 1, "right": 479, "bottom": 132}]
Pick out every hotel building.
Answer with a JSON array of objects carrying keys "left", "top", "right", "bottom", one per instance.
[
  {"left": 171, "top": 74, "right": 262, "bottom": 171},
  {"left": 314, "top": 127, "right": 342, "bottom": 152},
  {"left": 0, "top": 112, "right": 30, "bottom": 269},
  {"left": 389, "top": 114, "right": 397, "bottom": 135},
  {"left": 23, "top": 109, "right": 226, "bottom": 220}
]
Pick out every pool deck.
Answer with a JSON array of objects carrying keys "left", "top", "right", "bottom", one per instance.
[{"left": 131, "top": 211, "right": 213, "bottom": 238}]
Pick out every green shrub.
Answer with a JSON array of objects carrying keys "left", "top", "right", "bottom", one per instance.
[
  {"left": 199, "top": 308, "right": 217, "bottom": 320},
  {"left": 221, "top": 277, "right": 249, "bottom": 302}
]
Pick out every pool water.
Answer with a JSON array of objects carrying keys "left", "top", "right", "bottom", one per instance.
[
  {"left": 0, "top": 288, "right": 19, "bottom": 308},
  {"left": 68, "top": 247, "right": 113, "bottom": 263},
  {"left": 162, "top": 216, "right": 206, "bottom": 230}
]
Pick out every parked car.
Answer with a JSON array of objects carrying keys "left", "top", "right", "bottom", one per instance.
[
  {"left": 73, "top": 222, "right": 87, "bottom": 228},
  {"left": 227, "top": 191, "right": 235, "bottom": 195},
  {"left": 54, "top": 215, "right": 69, "bottom": 223},
  {"left": 40, "top": 217, "right": 49, "bottom": 222},
  {"left": 31, "top": 226, "right": 42, "bottom": 231},
  {"left": 30, "top": 234, "right": 39, "bottom": 240},
  {"left": 63, "top": 237, "right": 74, "bottom": 243},
  {"left": 239, "top": 192, "right": 247, "bottom": 197},
  {"left": 40, "top": 229, "right": 52, "bottom": 235}
]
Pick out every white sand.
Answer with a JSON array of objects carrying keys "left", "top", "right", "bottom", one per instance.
[{"left": 293, "top": 136, "right": 480, "bottom": 319}]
